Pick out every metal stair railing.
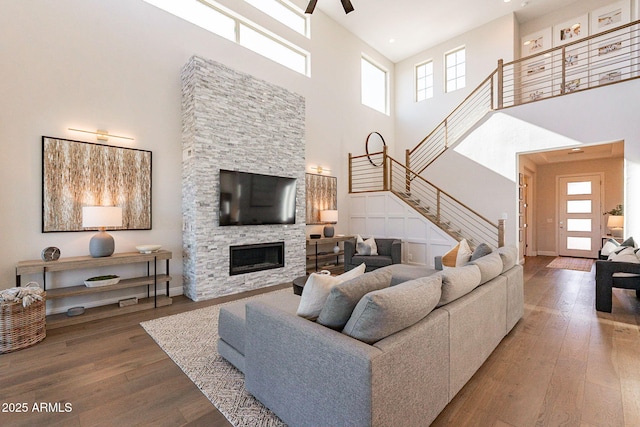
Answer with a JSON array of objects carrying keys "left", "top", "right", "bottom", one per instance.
[{"left": 348, "top": 148, "right": 503, "bottom": 247}]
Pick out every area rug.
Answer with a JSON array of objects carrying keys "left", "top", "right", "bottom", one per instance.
[
  {"left": 546, "top": 256, "right": 594, "bottom": 272},
  {"left": 140, "top": 290, "right": 288, "bottom": 427}
]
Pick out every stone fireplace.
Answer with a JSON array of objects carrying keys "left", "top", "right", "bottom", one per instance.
[{"left": 181, "top": 56, "right": 306, "bottom": 301}]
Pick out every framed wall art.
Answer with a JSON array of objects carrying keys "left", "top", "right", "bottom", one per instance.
[
  {"left": 521, "top": 27, "right": 552, "bottom": 58},
  {"left": 553, "top": 15, "right": 588, "bottom": 47},
  {"left": 590, "top": 0, "right": 630, "bottom": 35},
  {"left": 305, "top": 173, "right": 337, "bottom": 225},
  {"left": 42, "top": 136, "right": 152, "bottom": 232}
]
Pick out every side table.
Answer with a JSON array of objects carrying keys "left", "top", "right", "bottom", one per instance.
[{"left": 292, "top": 275, "right": 308, "bottom": 296}]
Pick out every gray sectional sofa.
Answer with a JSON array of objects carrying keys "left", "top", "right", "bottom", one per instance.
[{"left": 218, "top": 245, "right": 523, "bottom": 427}]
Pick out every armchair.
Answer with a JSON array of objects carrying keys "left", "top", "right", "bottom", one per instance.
[
  {"left": 344, "top": 237, "right": 401, "bottom": 272},
  {"left": 595, "top": 260, "right": 640, "bottom": 312}
]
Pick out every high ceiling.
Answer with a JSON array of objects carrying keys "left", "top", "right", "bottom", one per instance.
[{"left": 311, "top": 0, "right": 583, "bottom": 62}]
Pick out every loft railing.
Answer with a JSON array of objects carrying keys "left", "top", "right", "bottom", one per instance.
[
  {"left": 349, "top": 20, "right": 639, "bottom": 245},
  {"left": 349, "top": 147, "right": 504, "bottom": 247},
  {"left": 407, "top": 19, "right": 640, "bottom": 175}
]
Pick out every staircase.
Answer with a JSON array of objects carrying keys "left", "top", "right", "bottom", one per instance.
[{"left": 349, "top": 19, "right": 640, "bottom": 247}]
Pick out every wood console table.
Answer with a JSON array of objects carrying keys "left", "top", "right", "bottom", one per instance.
[
  {"left": 16, "top": 250, "right": 172, "bottom": 329},
  {"left": 306, "top": 236, "right": 355, "bottom": 275}
]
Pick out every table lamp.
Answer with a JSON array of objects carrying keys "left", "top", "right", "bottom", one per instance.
[
  {"left": 320, "top": 210, "right": 338, "bottom": 238},
  {"left": 607, "top": 215, "right": 624, "bottom": 238},
  {"left": 83, "top": 206, "right": 123, "bottom": 257}
]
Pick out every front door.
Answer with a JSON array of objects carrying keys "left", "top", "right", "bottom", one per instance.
[{"left": 558, "top": 174, "right": 602, "bottom": 258}]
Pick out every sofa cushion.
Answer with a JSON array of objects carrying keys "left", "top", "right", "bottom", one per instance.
[
  {"left": 317, "top": 268, "right": 392, "bottom": 330},
  {"left": 470, "top": 243, "right": 493, "bottom": 261},
  {"left": 436, "top": 264, "right": 482, "bottom": 306},
  {"left": 296, "top": 263, "right": 366, "bottom": 320},
  {"left": 342, "top": 275, "right": 442, "bottom": 344},
  {"left": 379, "top": 264, "right": 437, "bottom": 286},
  {"left": 496, "top": 246, "right": 518, "bottom": 273},
  {"left": 351, "top": 255, "right": 393, "bottom": 268},
  {"left": 468, "top": 252, "right": 503, "bottom": 284},
  {"left": 442, "top": 239, "right": 472, "bottom": 269}
]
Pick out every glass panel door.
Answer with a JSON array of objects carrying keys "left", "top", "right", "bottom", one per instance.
[{"left": 558, "top": 175, "right": 601, "bottom": 258}]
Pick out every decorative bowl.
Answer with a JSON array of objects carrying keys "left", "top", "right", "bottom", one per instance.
[
  {"left": 84, "top": 275, "right": 120, "bottom": 287},
  {"left": 135, "top": 244, "right": 162, "bottom": 254}
]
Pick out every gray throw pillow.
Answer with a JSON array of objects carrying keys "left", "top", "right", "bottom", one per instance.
[
  {"left": 470, "top": 243, "right": 492, "bottom": 261},
  {"left": 468, "top": 252, "right": 503, "bottom": 285},
  {"left": 356, "top": 241, "right": 372, "bottom": 255},
  {"left": 317, "top": 269, "right": 392, "bottom": 330},
  {"left": 342, "top": 275, "right": 442, "bottom": 344},
  {"left": 621, "top": 236, "right": 636, "bottom": 247},
  {"left": 436, "top": 264, "right": 482, "bottom": 306}
]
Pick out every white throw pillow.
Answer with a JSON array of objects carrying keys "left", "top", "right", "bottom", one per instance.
[
  {"left": 296, "top": 263, "right": 366, "bottom": 320},
  {"left": 608, "top": 246, "right": 640, "bottom": 263},
  {"left": 601, "top": 238, "right": 620, "bottom": 257},
  {"left": 441, "top": 239, "right": 472, "bottom": 269}
]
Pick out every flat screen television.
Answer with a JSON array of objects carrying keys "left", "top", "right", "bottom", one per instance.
[{"left": 219, "top": 169, "right": 297, "bottom": 226}]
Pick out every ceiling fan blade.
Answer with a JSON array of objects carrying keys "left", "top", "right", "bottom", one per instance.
[
  {"left": 305, "top": 0, "right": 318, "bottom": 14},
  {"left": 341, "top": 0, "right": 354, "bottom": 14}
]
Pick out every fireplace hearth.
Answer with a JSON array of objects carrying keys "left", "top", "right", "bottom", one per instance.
[{"left": 230, "top": 242, "right": 285, "bottom": 276}]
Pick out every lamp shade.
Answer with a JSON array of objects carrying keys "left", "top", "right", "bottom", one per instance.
[
  {"left": 320, "top": 210, "right": 338, "bottom": 224},
  {"left": 607, "top": 215, "right": 624, "bottom": 229},
  {"left": 82, "top": 206, "right": 123, "bottom": 228}
]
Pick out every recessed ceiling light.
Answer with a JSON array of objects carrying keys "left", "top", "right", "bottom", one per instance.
[
  {"left": 389, "top": 38, "right": 395, "bottom": 44},
  {"left": 504, "top": 0, "right": 511, "bottom": 3}
]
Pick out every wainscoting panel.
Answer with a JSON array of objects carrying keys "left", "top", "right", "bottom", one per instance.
[{"left": 349, "top": 192, "right": 456, "bottom": 268}]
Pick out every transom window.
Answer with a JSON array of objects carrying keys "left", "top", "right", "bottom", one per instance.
[
  {"left": 142, "top": 0, "right": 309, "bottom": 76},
  {"left": 243, "top": 0, "right": 309, "bottom": 37},
  {"left": 361, "top": 56, "right": 389, "bottom": 115},
  {"left": 416, "top": 60, "right": 434, "bottom": 101},
  {"left": 445, "top": 47, "right": 466, "bottom": 92}
]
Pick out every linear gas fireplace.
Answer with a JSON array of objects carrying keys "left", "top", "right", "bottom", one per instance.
[{"left": 229, "top": 242, "right": 285, "bottom": 276}]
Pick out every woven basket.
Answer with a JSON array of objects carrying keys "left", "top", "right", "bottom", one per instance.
[{"left": 0, "top": 292, "right": 46, "bottom": 354}]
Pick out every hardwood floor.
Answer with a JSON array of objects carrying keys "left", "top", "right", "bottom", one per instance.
[{"left": 1, "top": 257, "right": 639, "bottom": 426}]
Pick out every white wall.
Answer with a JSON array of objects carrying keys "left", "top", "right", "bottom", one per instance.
[
  {"left": 0, "top": 0, "right": 394, "bottom": 305},
  {"left": 394, "top": 14, "right": 516, "bottom": 155}
]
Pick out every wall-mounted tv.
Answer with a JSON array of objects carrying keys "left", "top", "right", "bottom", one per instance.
[{"left": 219, "top": 169, "right": 297, "bottom": 226}]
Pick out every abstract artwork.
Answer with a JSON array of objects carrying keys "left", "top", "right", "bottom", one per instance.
[
  {"left": 42, "top": 136, "right": 152, "bottom": 232},
  {"left": 305, "top": 173, "right": 337, "bottom": 225}
]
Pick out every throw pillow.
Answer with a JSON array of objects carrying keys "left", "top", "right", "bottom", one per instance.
[
  {"left": 468, "top": 251, "right": 503, "bottom": 284},
  {"left": 342, "top": 275, "right": 442, "bottom": 344},
  {"left": 601, "top": 238, "right": 620, "bottom": 257},
  {"left": 496, "top": 246, "right": 518, "bottom": 273},
  {"left": 608, "top": 246, "right": 640, "bottom": 263},
  {"left": 317, "top": 268, "right": 392, "bottom": 330},
  {"left": 356, "top": 235, "right": 378, "bottom": 256},
  {"left": 470, "top": 243, "right": 492, "bottom": 261},
  {"left": 436, "top": 263, "right": 482, "bottom": 306},
  {"left": 296, "top": 263, "right": 366, "bottom": 320},
  {"left": 621, "top": 236, "right": 636, "bottom": 248},
  {"left": 441, "top": 239, "right": 472, "bottom": 269}
]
